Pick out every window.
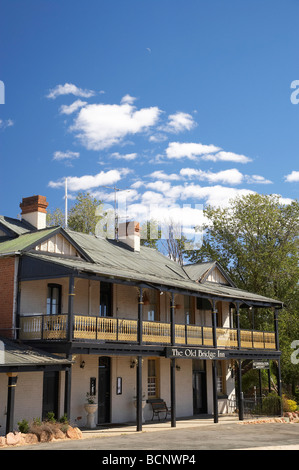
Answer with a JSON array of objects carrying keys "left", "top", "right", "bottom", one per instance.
[
  {"left": 47, "top": 284, "right": 62, "bottom": 315},
  {"left": 184, "top": 296, "right": 195, "bottom": 325},
  {"left": 100, "top": 282, "right": 112, "bottom": 317},
  {"left": 197, "top": 298, "right": 212, "bottom": 311},
  {"left": 148, "top": 359, "right": 159, "bottom": 398},
  {"left": 144, "top": 290, "right": 160, "bottom": 322}
]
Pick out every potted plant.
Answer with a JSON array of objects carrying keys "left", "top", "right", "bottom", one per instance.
[{"left": 84, "top": 393, "right": 98, "bottom": 429}]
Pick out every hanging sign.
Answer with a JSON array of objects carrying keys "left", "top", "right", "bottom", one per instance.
[
  {"left": 165, "top": 347, "right": 229, "bottom": 360},
  {"left": 253, "top": 360, "right": 270, "bottom": 369}
]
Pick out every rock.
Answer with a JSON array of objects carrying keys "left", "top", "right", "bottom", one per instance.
[
  {"left": 24, "top": 433, "right": 39, "bottom": 445},
  {"left": 6, "top": 432, "right": 22, "bottom": 446},
  {"left": 74, "top": 427, "right": 83, "bottom": 439},
  {"left": 66, "top": 426, "right": 82, "bottom": 440},
  {"left": 53, "top": 428, "right": 66, "bottom": 440},
  {"left": 0, "top": 436, "right": 6, "bottom": 447},
  {"left": 39, "top": 430, "right": 54, "bottom": 443}
]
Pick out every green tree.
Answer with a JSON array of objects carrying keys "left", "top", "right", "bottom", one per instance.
[
  {"left": 189, "top": 193, "right": 299, "bottom": 393},
  {"left": 47, "top": 207, "right": 65, "bottom": 228},
  {"left": 189, "top": 193, "right": 299, "bottom": 302},
  {"left": 140, "top": 219, "right": 161, "bottom": 250},
  {"left": 47, "top": 192, "right": 103, "bottom": 235}
]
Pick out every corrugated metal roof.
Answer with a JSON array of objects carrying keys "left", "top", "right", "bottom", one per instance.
[
  {"left": 0, "top": 222, "right": 283, "bottom": 306},
  {"left": 26, "top": 250, "right": 283, "bottom": 306},
  {"left": 0, "top": 216, "right": 34, "bottom": 236},
  {"left": 0, "top": 227, "right": 58, "bottom": 254},
  {"left": 0, "top": 337, "right": 72, "bottom": 368},
  {"left": 183, "top": 262, "right": 216, "bottom": 281}
]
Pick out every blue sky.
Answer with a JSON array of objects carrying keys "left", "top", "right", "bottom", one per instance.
[{"left": 1, "top": 0, "right": 299, "bottom": 234}]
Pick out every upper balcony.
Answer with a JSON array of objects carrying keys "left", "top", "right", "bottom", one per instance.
[{"left": 19, "top": 314, "right": 277, "bottom": 350}]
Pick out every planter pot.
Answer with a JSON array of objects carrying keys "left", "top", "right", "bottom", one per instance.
[{"left": 84, "top": 403, "right": 98, "bottom": 429}]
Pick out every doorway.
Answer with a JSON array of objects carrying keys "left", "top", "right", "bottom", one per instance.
[
  {"left": 98, "top": 357, "right": 111, "bottom": 424},
  {"left": 42, "top": 371, "right": 59, "bottom": 420},
  {"left": 192, "top": 360, "right": 207, "bottom": 414},
  {"left": 100, "top": 282, "right": 112, "bottom": 317}
]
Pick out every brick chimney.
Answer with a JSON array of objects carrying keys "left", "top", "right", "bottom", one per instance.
[
  {"left": 118, "top": 221, "right": 140, "bottom": 252},
  {"left": 20, "top": 195, "right": 48, "bottom": 230}
]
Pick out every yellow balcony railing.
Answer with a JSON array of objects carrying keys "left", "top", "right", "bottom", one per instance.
[
  {"left": 19, "top": 314, "right": 276, "bottom": 350},
  {"left": 143, "top": 321, "right": 171, "bottom": 344}
]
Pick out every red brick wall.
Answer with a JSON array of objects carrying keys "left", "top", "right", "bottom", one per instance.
[{"left": 0, "top": 257, "right": 16, "bottom": 338}]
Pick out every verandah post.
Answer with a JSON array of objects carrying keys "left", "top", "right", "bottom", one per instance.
[
  {"left": 274, "top": 307, "right": 282, "bottom": 413},
  {"left": 211, "top": 299, "right": 219, "bottom": 423},
  {"left": 64, "top": 359, "right": 72, "bottom": 420},
  {"left": 238, "top": 359, "right": 244, "bottom": 421},
  {"left": 170, "top": 291, "right": 176, "bottom": 427},
  {"left": 6, "top": 373, "right": 18, "bottom": 434},
  {"left": 236, "top": 302, "right": 241, "bottom": 349},
  {"left": 211, "top": 299, "right": 217, "bottom": 348},
  {"left": 138, "top": 287, "right": 143, "bottom": 345},
  {"left": 136, "top": 355, "right": 143, "bottom": 431},
  {"left": 212, "top": 360, "right": 218, "bottom": 423},
  {"left": 67, "top": 274, "right": 75, "bottom": 342}
]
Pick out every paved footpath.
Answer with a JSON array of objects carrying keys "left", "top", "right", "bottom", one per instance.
[{"left": 3, "top": 416, "right": 299, "bottom": 452}]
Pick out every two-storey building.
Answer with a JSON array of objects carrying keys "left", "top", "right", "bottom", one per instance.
[{"left": 0, "top": 195, "right": 283, "bottom": 433}]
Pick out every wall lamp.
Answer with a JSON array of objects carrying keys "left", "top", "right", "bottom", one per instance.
[
  {"left": 80, "top": 360, "right": 85, "bottom": 369},
  {"left": 130, "top": 358, "right": 144, "bottom": 368},
  {"left": 130, "top": 359, "right": 138, "bottom": 368}
]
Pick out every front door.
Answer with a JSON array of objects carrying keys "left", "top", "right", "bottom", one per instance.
[
  {"left": 192, "top": 361, "right": 207, "bottom": 414},
  {"left": 98, "top": 357, "right": 111, "bottom": 424},
  {"left": 42, "top": 371, "right": 59, "bottom": 419}
]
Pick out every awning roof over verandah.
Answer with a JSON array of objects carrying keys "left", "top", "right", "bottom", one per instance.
[{"left": 0, "top": 336, "right": 72, "bottom": 373}]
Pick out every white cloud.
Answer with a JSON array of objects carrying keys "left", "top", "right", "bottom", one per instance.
[
  {"left": 148, "top": 170, "right": 181, "bottom": 181},
  {"left": 179, "top": 168, "right": 272, "bottom": 185},
  {"left": 165, "top": 142, "right": 220, "bottom": 160},
  {"left": 47, "top": 83, "right": 95, "bottom": 99},
  {"left": 59, "top": 100, "right": 88, "bottom": 115},
  {"left": 180, "top": 168, "right": 244, "bottom": 185},
  {"left": 145, "top": 181, "right": 172, "bottom": 193},
  {"left": 0, "top": 119, "right": 14, "bottom": 129},
  {"left": 110, "top": 152, "right": 138, "bottom": 160},
  {"left": 149, "top": 133, "right": 168, "bottom": 143},
  {"left": 202, "top": 150, "right": 252, "bottom": 164},
  {"left": 48, "top": 169, "right": 125, "bottom": 191},
  {"left": 161, "top": 112, "right": 196, "bottom": 133},
  {"left": 285, "top": 170, "right": 299, "bottom": 182},
  {"left": 275, "top": 195, "right": 294, "bottom": 205},
  {"left": 91, "top": 188, "right": 139, "bottom": 205},
  {"left": 245, "top": 174, "right": 272, "bottom": 184},
  {"left": 170, "top": 184, "right": 255, "bottom": 208},
  {"left": 141, "top": 191, "right": 168, "bottom": 205},
  {"left": 70, "top": 97, "right": 161, "bottom": 150},
  {"left": 120, "top": 94, "right": 137, "bottom": 105},
  {"left": 52, "top": 150, "right": 80, "bottom": 161},
  {"left": 131, "top": 180, "right": 144, "bottom": 189}
]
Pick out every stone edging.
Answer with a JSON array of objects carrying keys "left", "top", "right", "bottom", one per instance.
[{"left": 0, "top": 425, "right": 83, "bottom": 448}]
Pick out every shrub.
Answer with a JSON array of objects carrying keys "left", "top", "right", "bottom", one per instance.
[
  {"left": 18, "top": 419, "right": 30, "bottom": 434},
  {"left": 261, "top": 393, "right": 282, "bottom": 416},
  {"left": 16, "top": 415, "right": 69, "bottom": 441},
  {"left": 282, "top": 395, "right": 298, "bottom": 412},
  {"left": 286, "top": 399, "right": 297, "bottom": 412},
  {"left": 58, "top": 413, "right": 69, "bottom": 424},
  {"left": 46, "top": 411, "right": 56, "bottom": 423}
]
